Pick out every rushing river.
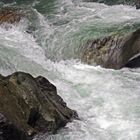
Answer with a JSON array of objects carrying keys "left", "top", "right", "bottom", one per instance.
[{"left": 0, "top": 0, "right": 140, "bottom": 140}]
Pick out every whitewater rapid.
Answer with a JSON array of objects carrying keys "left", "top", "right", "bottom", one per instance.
[{"left": 0, "top": 0, "right": 140, "bottom": 140}]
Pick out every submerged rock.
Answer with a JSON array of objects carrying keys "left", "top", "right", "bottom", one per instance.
[
  {"left": 0, "top": 72, "right": 78, "bottom": 140},
  {"left": 83, "top": 0, "right": 134, "bottom": 5},
  {"left": 0, "top": 7, "right": 37, "bottom": 34},
  {"left": 0, "top": 7, "right": 22, "bottom": 24},
  {"left": 84, "top": 0, "right": 140, "bottom": 9},
  {"left": 81, "top": 28, "right": 140, "bottom": 69}
]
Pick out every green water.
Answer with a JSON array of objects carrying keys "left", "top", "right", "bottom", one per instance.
[{"left": 0, "top": 0, "right": 140, "bottom": 140}]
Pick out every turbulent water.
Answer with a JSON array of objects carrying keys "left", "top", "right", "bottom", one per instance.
[{"left": 1, "top": 0, "right": 140, "bottom": 140}]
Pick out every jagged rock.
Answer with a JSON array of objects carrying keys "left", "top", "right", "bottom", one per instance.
[
  {"left": 81, "top": 28, "right": 140, "bottom": 69},
  {"left": 0, "top": 72, "right": 78, "bottom": 140},
  {"left": 0, "top": 7, "right": 22, "bottom": 24}
]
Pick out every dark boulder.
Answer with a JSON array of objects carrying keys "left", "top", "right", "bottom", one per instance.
[
  {"left": 125, "top": 54, "right": 140, "bottom": 68},
  {"left": 135, "top": 0, "right": 140, "bottom": 9},
  {"left": 81, "top": 28, "right": 140, "bottom": 69},
  {"left": 0, "top": 113, "right": 30, "bottom": 140},
  {"left": 0, "top": 72, "right": 78, "bottom": 140}
]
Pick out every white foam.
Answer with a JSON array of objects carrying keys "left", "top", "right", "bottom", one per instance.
[{"left": 0, "top": 2, "right": 140, "bottom": 140}]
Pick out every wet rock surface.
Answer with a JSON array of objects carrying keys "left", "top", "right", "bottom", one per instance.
[
  {"left": 135, "top": 0, "right": 140, "bottom": 9},
  {"left": 0, "top": 113, "right": 30, "bottom": 140},
  {"left": 83, "top": 0, "right": 134, "bottom": 5},
  {"left": 0, "top": 72, "right": 78, "bottom": 140},
  {"left": 81, "top": 28, "right": 140, "bottom": 69},
  {"left": 0, "top": 7, "right": 22, "bottom": 24}
]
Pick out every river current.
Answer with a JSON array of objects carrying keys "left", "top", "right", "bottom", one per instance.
[{"left": 0, "top": 0, "right": 140, "bottom": 140}]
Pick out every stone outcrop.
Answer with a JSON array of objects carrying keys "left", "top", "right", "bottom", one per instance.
[
  {"left": 0, "top": 72, "right": 78, "bottom": 140},
  {"left": 81, "top": 28, "right": 140, "bottom": 69}
]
